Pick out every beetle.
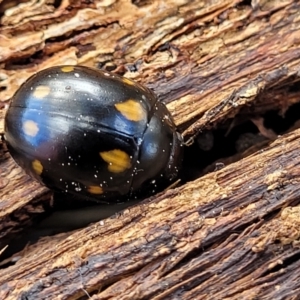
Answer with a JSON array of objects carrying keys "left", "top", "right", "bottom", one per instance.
[{"left": 4, "top": 65, "right": 183, "bottom": 202}]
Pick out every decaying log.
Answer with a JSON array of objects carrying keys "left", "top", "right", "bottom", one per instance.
[
  {"left": 1, "top": 128, "right": 300, "bottom": 299},
  {"left": 1, "top": 0, "right": 300, "bottom": 299}
]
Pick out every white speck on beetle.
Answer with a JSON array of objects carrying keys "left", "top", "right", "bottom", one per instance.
[{"left": 74, "top": 73, "right": 80, "bottom": 77}]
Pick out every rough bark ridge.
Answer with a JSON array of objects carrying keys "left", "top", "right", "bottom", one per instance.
[{"left": 1, "top": 0, "right": 300, "bottom": 299}]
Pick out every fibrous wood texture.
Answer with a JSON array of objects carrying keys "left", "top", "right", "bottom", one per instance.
[{"left": 1, "top": 0, "right": 300, "bottom": 299}]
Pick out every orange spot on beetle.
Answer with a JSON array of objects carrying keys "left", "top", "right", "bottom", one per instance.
[
  {"left": 61, "top": 66, "right": 75, "bottom": 72},
  {"left": 87, "top": 185, "right": 103, "bottom": 194},
  {"left": 115, "top": 99, "right": 146, "bottom": 122},
  {"left": 22, "top": 120, "right": 39, "bottom": 137},
  {"left": 99, "top": 149, "right": 131, "bottom": 173},
  {"left": 33, "top": 85, "right": 50, "bottom": 99},
  {"left": 122, "top": 77, "right": 135, "bottom": 86},
  {"left": 32, "top": 160, "right": 43, "bottom": 175}
]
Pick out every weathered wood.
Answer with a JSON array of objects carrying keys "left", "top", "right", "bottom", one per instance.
[
  {"left": 1, "top": 0, "right": 300, "bottom": 299},
  {"left": 0, "top": 141, "right": 51, "bottom": 246},
  {"left": 1, "top": 127, "right": 300, "bottom": 299}
]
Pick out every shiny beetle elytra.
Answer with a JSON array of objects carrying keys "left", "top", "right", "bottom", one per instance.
[{"left": 4, "top": 65, "right": 183, "bottom": 201}]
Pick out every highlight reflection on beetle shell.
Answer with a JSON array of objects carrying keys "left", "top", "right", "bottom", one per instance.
[{"left": 5, "top": 65, "right": 183, "bottom": 201}]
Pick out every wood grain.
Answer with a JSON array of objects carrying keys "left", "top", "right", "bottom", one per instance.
[
  {"left": 1, "top": 127, "right": 300, "bottom": 299},
  {"left": 1, "top": 0, "right": 300, "bottom": 299}
]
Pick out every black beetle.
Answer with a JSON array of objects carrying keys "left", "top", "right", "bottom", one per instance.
[{"left": 4, "top": 65, "right": 183, "bottom": 201}]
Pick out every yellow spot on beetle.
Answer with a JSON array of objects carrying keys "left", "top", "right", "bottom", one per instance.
[
  {"left": 32, "top": 160, "right": 43, "bottom": 175},
  {"left": 33, "top": 85, "right": 51, "bottom": 99},
  {"left": 100, "top": 149, "right": 131, "bottom": 173},
  {"left": 122, "top": 77, "right": 135, "bottom": 86},
  {"left": 23, "top": 120, "right": 39, "bottom": 137},
  {"left": 61, "top": 66, "right": 75, "bottom": 72},
  {"left": 87, "top": 185, "right": 103, "bottom": 194},
  {"left": 115, "top": 99, "right": 146, "bottom": 122}
]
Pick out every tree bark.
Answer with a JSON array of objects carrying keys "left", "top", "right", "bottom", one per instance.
[{"left": 1, "top": 0, "right": 300, "bottom": 299}]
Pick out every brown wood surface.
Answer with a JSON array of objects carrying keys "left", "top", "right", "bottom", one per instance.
[{"left": 1, "top": 0, "right": 300, "bottom": 299}]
